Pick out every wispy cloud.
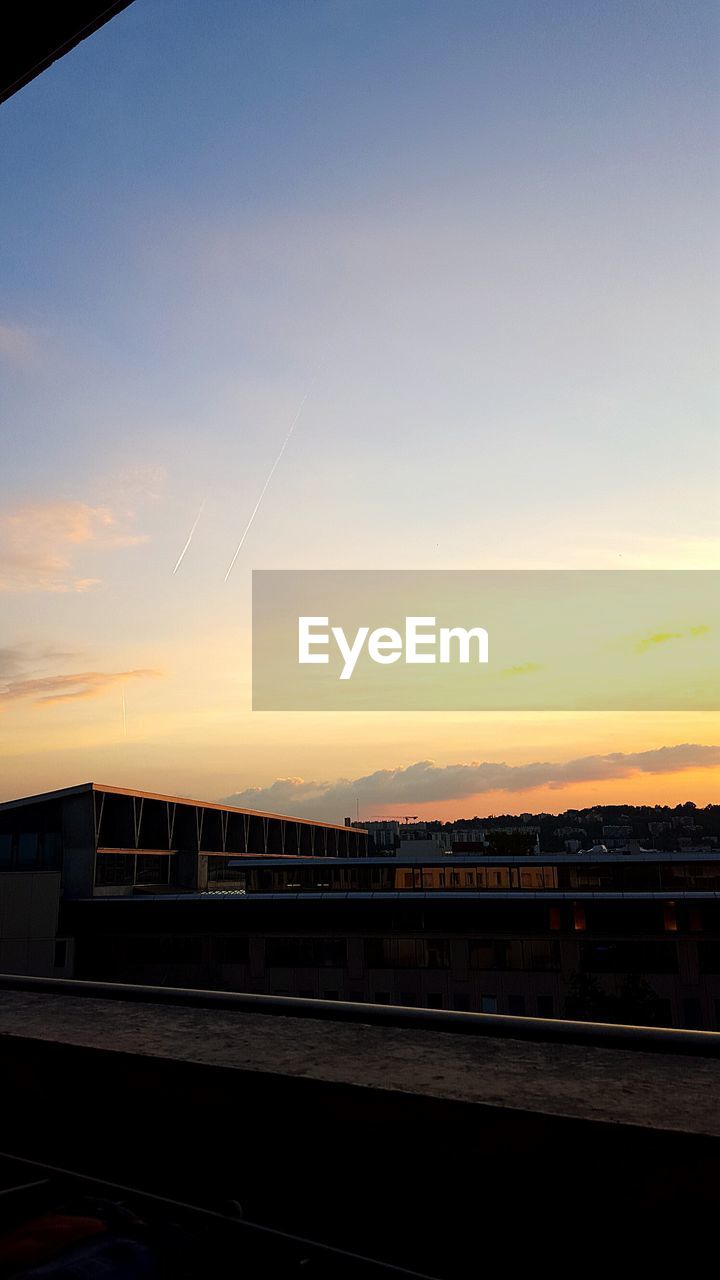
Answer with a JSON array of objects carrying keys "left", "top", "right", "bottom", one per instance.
[
  {"left": 0, "top": 644, "right": 83, "bottom": 681},
  {"left": 0, "top": 668, "right": 160, "bottom": 708},
  {"left": 0, "top": 500, "right": 147, "bottom": 593},
  {"left": 224, "top": 745, "right": 720, "bottom": 820},
  {"left": 635, "top": 625, "right": 710, "bottom": 653}
]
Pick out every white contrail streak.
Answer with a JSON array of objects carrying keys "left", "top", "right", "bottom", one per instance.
[
  {"left": 224, "top": 360, "right": 325, "bottom": 582},
  {"left": 172, "top": 496, "right": 207, "bottom": 575}
]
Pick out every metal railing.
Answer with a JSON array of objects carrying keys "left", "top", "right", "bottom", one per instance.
[{"left": 1, "top": 971, "right": 719, "bottom": 1055}]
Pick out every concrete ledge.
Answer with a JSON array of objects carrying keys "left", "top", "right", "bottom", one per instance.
[
  {"left": 1, "top": 988, "right": 720, "bottom": 1135},
  {"left": 1, "top": 989, "right": 719, "bottom": 1271}
]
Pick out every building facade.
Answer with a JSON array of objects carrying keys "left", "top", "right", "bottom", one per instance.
[{"left": 4, "top": 786, "right": 720, "bottom": 1028}]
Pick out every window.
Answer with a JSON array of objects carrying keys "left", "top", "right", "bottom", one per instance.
[
  {"left": 469, "top": 941, "right": 496, "bottom": 970},
  {"left": 480, "top": 995, "right": 497, "bottom": 1013},
  {"left": 41, "top": 832, "right": 62, "bottom": 870},
  {"left": 266, "top": 938, "right": 347, "bottom": 968},
  {"left": 364, "top": 938, "right": 450, "bottom": 969},
  {"left": 698, "top": 943, "right": 720, "bottom": 974},
  {"left": 94, "top": 851, "right": 173, "bottom": 887},
  {"left": 580, "top": 941, "right": 678, "bottom": 974},
  {"left": 207, "top": 857, "right": 247, "bottom": 886},
  {"left": 0, "top": 834, "right": 12, "bottom": 868},
  {"left": 126, "top": 935, "right": 202, "bottom": 965},
  {"left": 400, "top": 992, "right": 417, "bottom": 1006},
  {"left": 17, "top": 833, "right": 38, "bottom": 867},
  {"left": 135, "top": 854, "right": 170, "bottom": 885},
  {"left": 526, "top": 940, "right": 560, "bottom": 971},
  {"left": 656, "top": 998, "right": 672, "bottom": 1027},
  {"left": 425, "top": 940, "right": 450, "bottom": 969},
  {"left": 216, "top": 936, "right": 250, "bottom": 965},
  {"left": 95, "top": 853, "right": 135, "bottom": 886},
  {"left": 469, "top": 940, "right": 560, "bottom": 971},
  {"left": 682, "top": 998, "right": 703, "bottom": 1030},
  {"left": 663, "top": 904, "right": 678, "bottom": 932}
]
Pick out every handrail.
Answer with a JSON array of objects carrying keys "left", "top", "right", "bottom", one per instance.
[{"left": 0, "top": 972, "right": 718, "bottom": 1056}]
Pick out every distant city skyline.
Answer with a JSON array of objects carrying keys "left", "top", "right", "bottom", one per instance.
[{"left": 1, "top": 0, "right": 718, "bottom": 817}]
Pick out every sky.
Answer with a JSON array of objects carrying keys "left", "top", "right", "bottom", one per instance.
[{"left": 1, "top": 0, "right": 718, "bottom": 820}]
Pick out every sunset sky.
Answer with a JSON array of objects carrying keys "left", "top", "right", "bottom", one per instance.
[{"left": 1, "top": 0, "right": 718, "bottom": 821}]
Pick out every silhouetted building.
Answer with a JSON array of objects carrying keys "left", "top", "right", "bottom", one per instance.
[{"left": 5, "top": 785, "right": 720, "bottom": 1029}]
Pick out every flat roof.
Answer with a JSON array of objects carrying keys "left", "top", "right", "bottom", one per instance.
[{"left": 0, "top": 783, "right": 367, "bottom": 835}]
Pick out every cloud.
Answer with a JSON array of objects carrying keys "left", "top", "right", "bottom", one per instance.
[
  {"left": 0, "top": 500, "right": 147, "bottom": 593},
  {"left": 0, "top": 644, "right": 83, "bottom": 681},
  {"left": 499, "top": 662, "right": 542, "bottom": 677},
  {"left": 0, "top": 668, "right": 161, "bottom": 708},
  {"left": 635, "top": 625, "right": 710, "bottom": 654},
  {"left": 223, "top": 744, "right": 720, "bottom": 820}
]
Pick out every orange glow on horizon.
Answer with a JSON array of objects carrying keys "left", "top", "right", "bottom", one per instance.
[{"left": 369, "top": 767, "right": 720, "bottom": 822}]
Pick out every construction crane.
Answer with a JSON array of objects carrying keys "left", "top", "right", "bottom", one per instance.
[{"left": 371, "top": 814, "right": 419, "bottom": 823}]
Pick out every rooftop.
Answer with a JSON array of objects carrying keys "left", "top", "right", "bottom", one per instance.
[{"left": 0, "top": 782, "right": 366, "bottom": 833}]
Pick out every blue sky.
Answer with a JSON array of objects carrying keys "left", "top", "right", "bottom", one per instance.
[{"left": 1, "top": 0, "right": 718, "bottom": 815}]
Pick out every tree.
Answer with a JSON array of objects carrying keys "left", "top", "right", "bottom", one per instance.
[{"left": 564, "top": 972, "right": 608, "bottom": 1022}]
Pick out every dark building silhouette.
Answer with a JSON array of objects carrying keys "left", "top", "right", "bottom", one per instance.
[{"left": 3, "top": 784, "right": 720, "bottom": 1028}]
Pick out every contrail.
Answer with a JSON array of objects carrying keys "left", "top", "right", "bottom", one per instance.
[
  {"left": 172, "top": 496, "right": 207, "bottom": 575},
  {"left": 224, "top": 359, "right": 325, "bottom": 582}
]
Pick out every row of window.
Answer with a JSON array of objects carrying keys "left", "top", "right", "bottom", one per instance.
[
  {"left": 95, "top": 853, "right": 172, "bottom": 886},
  {"left": 0, "top": 831, "right": 62, "bottom": 870},
  {"left": 270, "top": 989, "right": 554, "bottom": 1015},
  {"left": 274, "top": 990, "right": 716, "bottom": 1030},
  {"left": 269, "top": 937, "right": 682, "bottom": 974},
  {"left": 95, "top": 794, "right": 363, "bottom": 858},
  {"left": 239, "top": 862, "right": 720, "bottom": 894},
  {"left": 88, "top": 850, "right": 720, "bottom": 901},
  {"left": 83, "top": 934, "right": 720, "bottom": 976}
]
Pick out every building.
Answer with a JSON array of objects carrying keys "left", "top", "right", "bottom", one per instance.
[
  {"left": 5, "top": 784, "right": 720, "bottom": 1028},
  {"left": 0, "top": 783, "right": 367, "bottom": 979}
]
